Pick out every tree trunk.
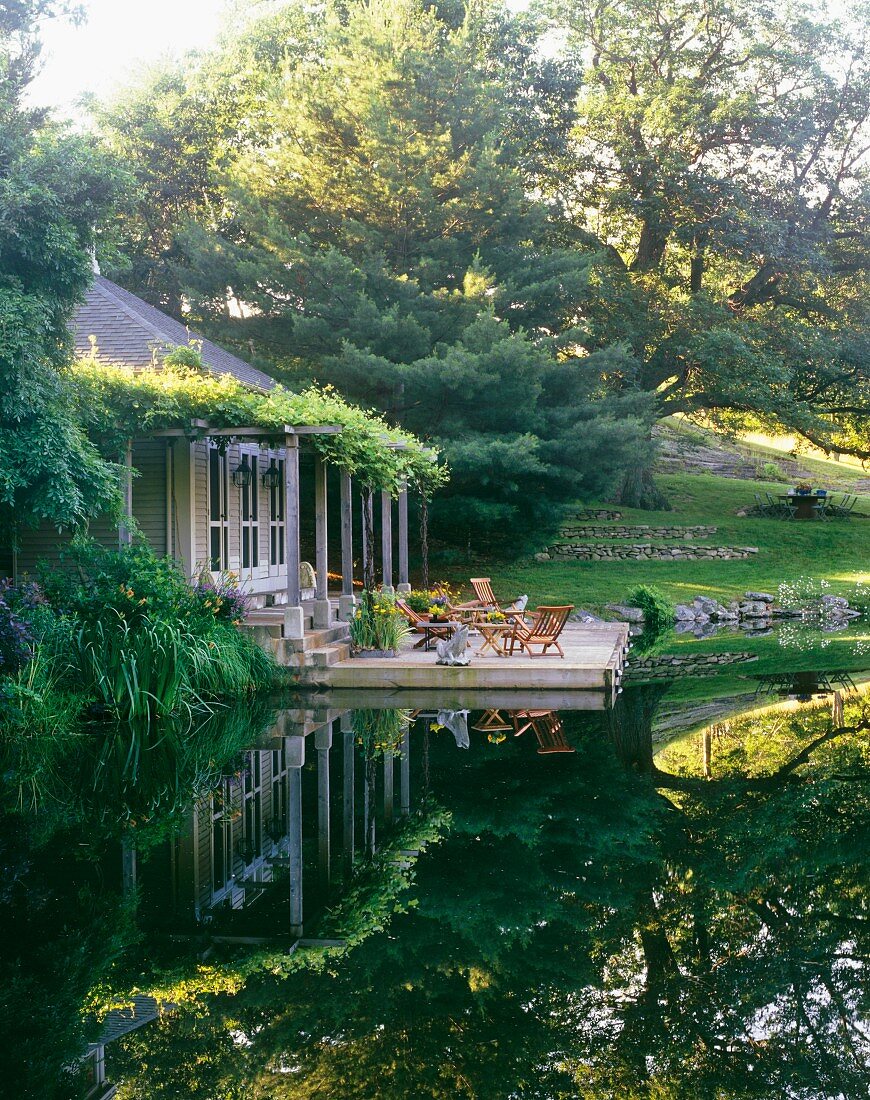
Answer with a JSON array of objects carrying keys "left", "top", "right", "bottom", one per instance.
[
  {"left": 614, "top": 461, "right": 671, "bottom": 511},
  {"left": 690, "top": 230, "right": 708, "bottom": 294},
  {"left": 419, "top": 494, "right": 429, "bottom": 592},
  {"left": 631, "top": 218, "right": 670, "bottom": 272},
  {"left": 607, "top": 684, "right": 670, "bottom": 773},
  {"left": 361, "top": 486, "right": 375, "bottom": 592}
]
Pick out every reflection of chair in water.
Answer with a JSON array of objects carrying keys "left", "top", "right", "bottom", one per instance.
[
  {"left": 510, "top": 710, "right": 574, "bottom": 754},
  {"left": 471, "top": 709, "right": 513, "bottom": 733}
]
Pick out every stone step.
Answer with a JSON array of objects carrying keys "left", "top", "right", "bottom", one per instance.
[
  {"left": 278, "top": 640, "right": 352, "bottom": 668},
  {"left": 284, "top": 624, "right": 350, "bottom": 653}
]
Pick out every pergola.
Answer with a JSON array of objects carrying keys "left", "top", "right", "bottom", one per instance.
[{"left": 135, "top": 420, "right": 413, "bottom": 639}]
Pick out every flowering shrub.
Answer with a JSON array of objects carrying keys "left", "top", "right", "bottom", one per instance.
[
  {"left": 404, "top": 586, "right": 455, "bottom": 614},
  {"left": 0, "top": 580, "right": 36, "bottom": 674},
  {"left": 193, "top": 571, "right": 252, "bottom": 626},
  {"left": 350, "top": 590, "right": 410, "bottom": 652}
]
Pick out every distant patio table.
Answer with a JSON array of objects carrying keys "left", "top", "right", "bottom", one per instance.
[
  {"left": 778, "top": 492, "right": 827, "bottom": 519},
  {"left": 475, "top": 621, "right": 516, "bottom": 657}
]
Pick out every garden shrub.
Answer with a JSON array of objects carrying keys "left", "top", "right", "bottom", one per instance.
[
  {"left": 350, "top": 590, "right": 411, "bottom": 652},
  {"left": 629, "top": 585, "right": 674, "bottom": 632}
]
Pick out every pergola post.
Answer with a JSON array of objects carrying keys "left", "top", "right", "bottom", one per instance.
[
  {"left": 315, "top": 722, "right": 332, "bottom": 890},
  {"left": 397, "top": 481, "right": 410, "bottom": 593},
  {"left": 283, "top": 435, "right": 304, "bottom": 640},
  {"left": 285, "top": 733, "right": 305, "bottom": 939},
  {"left": 119, "top": 439, "right": 134, "bottom": 547},
  {"left": 338, "top": 472, "right": 356, "bottom": 622},
  {"left": 381, "top": 490, "right": 394, "bottom": 593},
  {"left": 313, "top": 455, "right": 331, "bottom": 629}
]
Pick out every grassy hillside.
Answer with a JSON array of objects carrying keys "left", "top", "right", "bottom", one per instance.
[{"left": 447, "top": 471, "right": 870, "bottom": 612}]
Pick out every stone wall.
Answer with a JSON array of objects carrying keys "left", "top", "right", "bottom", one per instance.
[
  {"left": 575, "top": 508, "right": 623, "bottom": 520},
  {"left": 543, "top": 544, "right": 758, "bottom": 561},
  {"left": 559, "top": 524, "right": 717, "bottom": 540},
  {"left": 624, "top": 651, "right": 758, "bottom": 680}
]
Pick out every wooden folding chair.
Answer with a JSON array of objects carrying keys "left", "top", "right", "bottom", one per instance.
[
  {"left": 395, "top": 598, "right": 454, "bottom": 650},
  {"left": 508, "top": 605, "right": 574, "bottom": 657}
]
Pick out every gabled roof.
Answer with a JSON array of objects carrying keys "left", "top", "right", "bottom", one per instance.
[{"left": 70, "top": 275, "right": 276, "bottom": 392}]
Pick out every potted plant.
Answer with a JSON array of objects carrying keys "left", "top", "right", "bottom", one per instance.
[
  {"left": 349, "top": 590, "right": 410, "bottom": 657},
  {"left": 795, "top": 482, "right": 813, "bottom": 496}
]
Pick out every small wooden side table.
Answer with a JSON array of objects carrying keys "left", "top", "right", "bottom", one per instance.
[{"left": 475, "top": 622, "right": 515, "bottom": 657}]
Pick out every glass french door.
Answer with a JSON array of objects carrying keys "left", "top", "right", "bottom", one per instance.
[
  {"left": 240, "top": 450, "right": 259, "bottom": 575},
  {"left": 269, "top": 456, "right": 285, "bottom": 573},
  {"left": 208, "top": 445, "right": 229, "bottom": 572}
]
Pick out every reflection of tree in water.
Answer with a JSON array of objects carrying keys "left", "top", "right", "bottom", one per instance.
[
  {"left": 607, "top": 682, "right": 671, "bottom": 772},
  {"left": 109, "top": 700, "right": 870, "bottom": 1099},
  {"left": 0, "top": 702, "right": 276, "bottom": 1099}
]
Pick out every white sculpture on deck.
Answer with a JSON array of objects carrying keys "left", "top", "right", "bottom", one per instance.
[{"left": 435, "top": 625, "right": 470, "bottom": 666}]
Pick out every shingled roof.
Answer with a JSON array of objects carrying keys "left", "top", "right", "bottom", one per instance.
[{"left": 70, "top": 275, "right": 276, "bottom": 391}]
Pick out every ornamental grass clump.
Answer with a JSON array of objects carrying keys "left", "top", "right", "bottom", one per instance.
[
  {"left": 36, "top": 540, "right": 273, "bottom": 721},
  {"left": 349, "top": 591, "right": 411, "bottom": 654}
]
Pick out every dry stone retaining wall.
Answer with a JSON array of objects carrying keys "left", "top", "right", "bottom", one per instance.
[
  {"left": 559, "top": 524, "right": 716, "bottom": 540},
  {"left": 575, "top": 508, "right": 623, "bottom": 520},
  {"left": 544, "top": 544, "right": 758, "bottom": 561},
  {"left": 625, "top": 651, "right": 758, "bottom": 680}
]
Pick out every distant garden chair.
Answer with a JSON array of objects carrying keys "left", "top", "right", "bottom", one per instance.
[
  {"left": 508, "top": 605, "right": 574, "bottom": 658},
  {"left": 395, "top": 598, "right": 455, "bottom": 650},
  {"left": 829, "top": 494, "right": 858, "bottom": 518}
]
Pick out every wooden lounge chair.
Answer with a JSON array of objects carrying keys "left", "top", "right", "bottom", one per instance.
[
  {"left": 454, "top": 578, "right": 528, "bottom": 621},
  {"left": 510, "top": 710, "right": 574, "bottom": 754},
  {"left": 395, "top": 598, "right": 455, "bottom": 650},
  {"left": 507, "top": 605, "right": 574, "bottom": 657}
]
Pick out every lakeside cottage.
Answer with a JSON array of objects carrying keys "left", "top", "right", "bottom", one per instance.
[{"left": 2, "top": 276, "right": 415, "bottom": 639}]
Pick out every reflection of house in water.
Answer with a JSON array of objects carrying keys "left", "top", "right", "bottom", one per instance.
[{"left": 143, "top": 708, "right": 414, "bottom": 940}]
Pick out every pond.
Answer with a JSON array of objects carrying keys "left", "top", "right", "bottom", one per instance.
[{"left": 2, "top": 626, "right": 869, "bottom": 1100}]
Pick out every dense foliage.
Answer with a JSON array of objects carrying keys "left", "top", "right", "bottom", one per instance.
[
  {"left": 0, "top": 0, "right": 125, "bottom": 535},
  {"left": 94, "top": 0, "right": 868, "bottom": 533},
  {"left": 68, "top": 356, "right": 447, "bottom": 495}
]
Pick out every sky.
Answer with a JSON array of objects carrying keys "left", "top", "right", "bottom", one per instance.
[{"left": 28, "top": 0, "right": 233, "bottom": 113}]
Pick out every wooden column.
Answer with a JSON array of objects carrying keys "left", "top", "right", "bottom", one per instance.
[
  {"left": 381, "top": 490, "right": 394, "bottom": 592},
  {"left": 313, "top": 454, "right": 331, "bottom": 628},
  {"left": 315, "top": 722, "right": 332, "bottom": 891},
  {"left": 119, "top": 440, "right": 134, "bottom": 547},
  {"left": 397, "top": 482, "right": 410, "bottom": 592},
  {"left": 338, "top": 472, "right": 356, "bottom": 620},
  {"left": 283, "top": 435, "right": 304, "bottom": 639}
]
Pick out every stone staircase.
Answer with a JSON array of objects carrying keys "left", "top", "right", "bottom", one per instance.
[{"left": 245, "top": 609, "right": 351, "bottom": 674}]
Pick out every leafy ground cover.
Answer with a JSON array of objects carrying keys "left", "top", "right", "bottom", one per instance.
[{"left": 447, "top": 471, "right": 870, "bottom": 612}]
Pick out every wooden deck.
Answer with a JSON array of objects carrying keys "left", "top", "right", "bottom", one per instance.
[{"left": 312, "top": 622, "right": 629, "bottom": 704}]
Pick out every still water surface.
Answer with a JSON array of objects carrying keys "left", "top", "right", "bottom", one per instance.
[{"left": 3, "top": 628, "right": 869, "bottom": 1100}]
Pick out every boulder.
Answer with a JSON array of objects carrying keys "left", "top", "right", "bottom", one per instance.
[
  {"left": 605, "top": 603, "right": 645, "bottom": 623},
  {"left": 674, "top": 603, "right": 697, "bottom": 621},
  {"left": 744, "top": 591, "right": 774, "bottom": 602}
]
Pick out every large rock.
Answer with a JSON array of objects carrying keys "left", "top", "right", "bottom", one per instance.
[
  {"left": 605, "top": 603, "right": 645, "bottom": 623},
  {"left": 745, "top": 591, "right": 774, "bottom": 602},
  {"left": 674, "top": 603, "right": 697, "bottom": 621}
]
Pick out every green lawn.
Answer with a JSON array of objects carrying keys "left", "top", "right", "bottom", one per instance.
[{"left": 445, "top": 471, "right": 870, "bottom": 612}]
